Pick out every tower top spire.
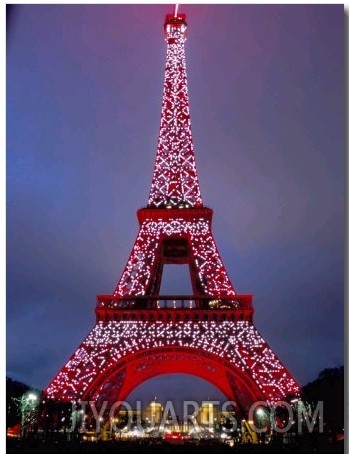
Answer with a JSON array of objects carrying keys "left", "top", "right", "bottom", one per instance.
[
  {"left": 164, "top": 11, "right": 187, "bottom": 42},
  {"left": 148, "top": 11, "right": 202, "bottom": 209}
]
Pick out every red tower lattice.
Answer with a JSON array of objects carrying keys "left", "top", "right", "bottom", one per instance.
[{"left": 45, "top": 12, "right": 300, "bottom": 413}]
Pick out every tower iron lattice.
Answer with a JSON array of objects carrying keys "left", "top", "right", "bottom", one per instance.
[{"left": 45, "top": 12, "right": 300, "bottom": 414}]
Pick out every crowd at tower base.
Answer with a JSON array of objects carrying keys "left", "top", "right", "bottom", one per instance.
[
  {"left": 7, "top": 397, "right": 333, "bottom": 448},
  {"left": 8, "top": 368, "right": 343, "bottom": 453}
]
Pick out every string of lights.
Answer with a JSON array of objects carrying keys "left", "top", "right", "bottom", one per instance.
[
  {"left": 46, "top": 320, "right": 299, "bottom": 404},
  {"left": 148, "top": 14, "right": 202, "bottom": 208},
  {"left": 113, "top": 216, "right": 235, "bottom": 298}
]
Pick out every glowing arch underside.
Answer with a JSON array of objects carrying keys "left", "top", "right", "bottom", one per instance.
[{"left": 88, "top": 347, "right": 264, "bottom": 413}]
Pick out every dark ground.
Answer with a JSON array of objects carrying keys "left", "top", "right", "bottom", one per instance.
[{"left": 6, "top": 437, "right": 345, "bottom": 453}]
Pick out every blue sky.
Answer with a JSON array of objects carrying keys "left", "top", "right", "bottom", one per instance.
[{"left": 6, "top": 4, "right": 344, "bottom": 407}]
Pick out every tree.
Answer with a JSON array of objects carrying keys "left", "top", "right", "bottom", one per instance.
[
  {"left": 6, "top": 377, "right": 30, "bottom": 430},
  {"left": 302, "top": 366, "right": 344, "bottom": 432}
]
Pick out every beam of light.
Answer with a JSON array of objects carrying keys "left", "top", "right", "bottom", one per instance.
[{"left": 174, "top": 4, "right": 179, "bottom": 18}]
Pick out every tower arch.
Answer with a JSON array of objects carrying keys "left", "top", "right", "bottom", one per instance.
[{"left": 84, "top": 346, "right": 265, "bottom": 415}]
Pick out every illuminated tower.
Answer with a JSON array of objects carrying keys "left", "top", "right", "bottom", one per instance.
[{"left": 45, "top": 11, "right": 300, "bottom": 414}]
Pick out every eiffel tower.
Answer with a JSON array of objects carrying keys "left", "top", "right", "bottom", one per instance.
[{"left": 45, "top": 11, "right": 300, "bottom": 414}]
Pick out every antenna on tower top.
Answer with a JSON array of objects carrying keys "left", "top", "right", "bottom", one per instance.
[{"left": 174, "top": 4, "right": 179, "bottom": 18}]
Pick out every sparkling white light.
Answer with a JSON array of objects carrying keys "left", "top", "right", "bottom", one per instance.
[
  {"left": 148, "top": 16, "right": 202, "bottom": 208},
  {"left": 113, "top": 217, "right": 235, "bottom": 298},
  {"left": 46, "top": 321, "right": 299, "bottom": 404}
]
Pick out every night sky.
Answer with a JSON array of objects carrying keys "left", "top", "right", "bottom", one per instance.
[{"left": 7, "top": 4, "right": 344, "bottom": 410}]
